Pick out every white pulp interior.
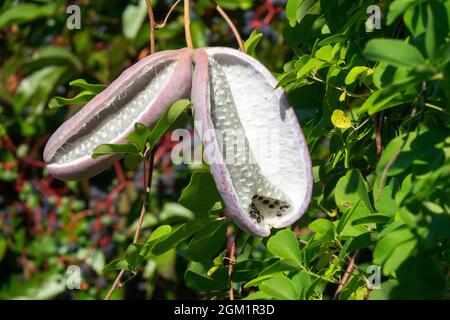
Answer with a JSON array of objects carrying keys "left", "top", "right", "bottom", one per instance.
[
  {"left": 54, "top": 62, "right": 175, "bottom": 164},
  {"left": 208, "top": 54, "right": 309, "bottom": 226}
]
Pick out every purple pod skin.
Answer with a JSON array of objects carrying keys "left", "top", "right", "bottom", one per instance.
[
  {"left": 44, "top": 48, "right": 193, "bottom": 181},
  {"left": 192, "top": 48, "right": 313, "bottom": 237}
]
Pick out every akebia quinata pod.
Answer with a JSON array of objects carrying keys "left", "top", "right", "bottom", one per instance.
[
  {"left": 43, "top": 48, "right": 193, "bottom": 181},
  {"left": 44, "top": 46, "right": 312, "bottom": 237},
  {"left": 192, "top": 47, "right": 313, "bottom": 237}
]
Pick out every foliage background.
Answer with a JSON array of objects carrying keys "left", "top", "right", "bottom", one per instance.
[{"left": 0, "top": 0, "right": 449, "bottom": 300}]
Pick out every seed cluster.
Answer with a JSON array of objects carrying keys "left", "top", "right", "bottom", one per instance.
[
  {"left": 208, "top": 57, "right": 292, "bottom": 224},
  {"left": 55, "top": 63, "right": 175, "bottom": 164},
  {"left": 250, "top": 194, "right": 291, "bottom": 222}
]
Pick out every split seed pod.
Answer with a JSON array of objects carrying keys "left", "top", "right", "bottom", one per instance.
[
  {"left": 44, "top": 49, "right": 193, "bottom": 180},
  {"left": 192, "top": 47, "right": 313, "bottom": 237}
]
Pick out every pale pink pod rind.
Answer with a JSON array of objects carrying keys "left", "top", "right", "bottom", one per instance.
[
  {"left": 192, "top": 47, "right": 313, "bottom": 237},
  {"left": 44, "top": 48, "right": 193, "bottom": 181}
]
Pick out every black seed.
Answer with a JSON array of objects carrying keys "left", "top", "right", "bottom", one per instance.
[
  {"left": 274, "top": 200, "right": 280, "bottom": 205},
  {"left": 269, "top": 204, "right": 275, "bottom": 209},
  {"left": 276, "top": 213, "right": 282, "bottom": 217},
  {"left": 252, "top": 195, "right": 257, "bottom": 200},
  {"left": 263, "top": 200, "right": 269, "bottom": 205},
  {"left": 258, "top": 196, "right": 263, "bottom": 200}
]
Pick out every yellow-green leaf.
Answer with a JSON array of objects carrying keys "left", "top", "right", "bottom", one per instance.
[{"left": 331, "top": 109, "right": 352, "bottom": 129}]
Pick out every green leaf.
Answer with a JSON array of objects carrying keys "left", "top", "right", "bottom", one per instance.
[
  {"left": 393, "top": 255, "right": 445, "bottom": 299},
  {"left": 242, "top": 291, "right": 272, "bottom": 300},
  {"left": 48, "top": 91, "right": 95, "bottom": 109},
  {"left": 69, "top": 79, "right": 107, "bottom": 94},
  {"left": 185, "top": 261, "right": 228, "bottom": 291},
  {"left": 215, "top": 0, "right": 253, "bottom": 10},
  {"left": 374, "top": 178, "right": 399, "bottom": 216},
  {"left": 16, "top": 66, "right": 67, "bottom": 117},
  {"left": 296, "top": 0, "right": 319, "bottom": 25},
  {"left": 29, "top": 46, "right": 83, "bottom": 72},
  {"left": 337, "top": 201, "right": 372, "bottom": 237},
  {"left": 244, "top": 274, "right": 280, "bottom": 288},
  {"left": 368, "top": 280, "right": 399, "bottom": 300},
  {"left": 0, "top": 3, "right": 57, "bottom": 28},
  {"left": 123, "top": 154, "right": 141, "bottom": 170},
  {"left": 386, "top": 0, "right": 419, "bottom": 25},
  {"left": 308, "top": 218, "right": 335, "bottom": 234},
  {"left": 358, "top": 81, "right": 417, "bottom": 115},
  {"left": 126, "top": 123, "right": 150, "bottom": 152},
  {"left": 178, "top": 171, "right": 221, "bottom": 214},
  {"left": 315, "top": 45, "right": 333, "bottom": 62},
  {"left": 373, "top": 227, "right": 415, "bottom": 266},
  {"left": 291, "top": 271, "right": 312, "bottom": 299},
  {"left": 159, "top": 202, "right": 194, "bottom": 222},
  {"left": 335, "top": 169, "right": 373, "bottom": 213},
  {"left": 383, "top": 239, "right": 417, "bottom": 275},
  {"left": 267, "top": 229, "right": 302, "bottom": 265},
  {"left": 48, "top": 78, "right": 106, "bottom": 109},
  {"left": 122, "top": 0, "right": 148, "bottom": 39},
  {"left": 146, "top": 225, "right": 172, "bottom": 245},
  {"left": 286, "top": 0, "right": 302, "bottom": 27},
  {"left": 363, "top": 39, "right": 426, "bottom": 69},
  {"left": 403, "top": 3, "right": 426, "bottom": 37},
  {"left": 148, "top": 99, "right": 191, "bottom": 148},
  {"left": 345, "top": 66, "right": 372, "bottom": 85},
  {"left": 151, "top": 220, "right": 204, "bottom": 255},
  {"left": 125, "top": 243, "right": 144, "bottom": 269},
  {"left": 375, "top": 130, "right": 429, "bottom": 177},
  {"left": 347, "top": 232, "right": 379, "bottom": 252},
  {"left": 102, "top": 259, "right": 129, "bottom": 273},
  {"left": 0, "top": 238, "right": 6, "bottom": 262},
  {"left": 232, "top": 259, "right": 265, "bottom": 282},
  {"left": 187, "top": 219, "right": 228, "bottom": 261},
  {"left": 260, "top": 275, "right": 299, "bottom": 300},
  {"left": 259, "top": 259, "right": 300, "bottom": 276},
  {"left": 335, "top": 170, "right": 374, "bottom": 237},
  {"left": 425, "top": 4, "right": 436, "bottom": 59},
  {"left": 351, "top": 215, "right": 391, "bottom": 226},
  {"left": 191, "top": 19, "right": 208, "bottom": 48},
  {"left": 91, "top": 143, "right": 139, "bottom": 159},
  {"left": 296, "top": 58, "right": 326, "bottom": 79},
  {"left": 244, "top": 29, "right": 263, "bottom": 57},
  {"left": 318, "top": 34, "right": 348, "bottom": 46}
]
